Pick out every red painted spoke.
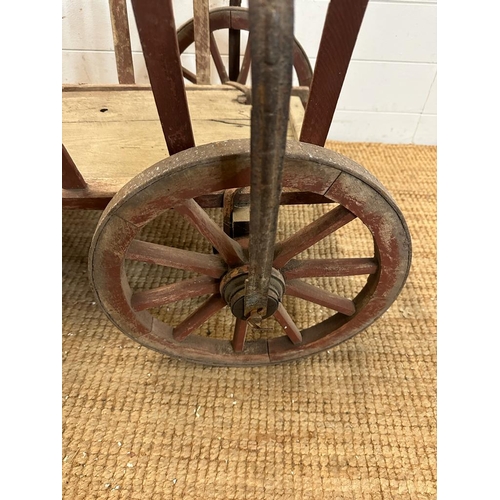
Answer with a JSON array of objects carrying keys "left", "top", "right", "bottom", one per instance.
[
  {"left": 173, "top": 294, "right": 226, "bottom": 341},
  {"left": 274, "top": 205, "right": 356, "bottom": 268},
  {"left": 131, "top": 276, "right": 219, "bottom": 312},
  {"left": 300, "top": 0, "right": 369, "bottom": 146},
  {"left": 237, "top": 41, "right": 251, "bottom": 84},
  {"left": 282, "top": 257, "right": 377, "bottom": 280},
  {"left": 210, "top": 33, "right": 229, "bottom": 83},
  {"left": 228, "top": 0, "right": 241, "bottom": 80},
  {"left": 175, "top": 199, "right": 245, "bottom": 267},
  {"left": 182, "top": 67, "right": 197, "bottom": 83},
  {"left": 286, "top": 279, "right": 355, "bottom": 316},
  {"left": 273, "top": 303, "right": 302, "bottom": 344},
  {"left": 232, "top": 318, "right": 248, "bottom": 352},
  {"left": 126, "top": 240, "right": 226, "bottom": 278}
]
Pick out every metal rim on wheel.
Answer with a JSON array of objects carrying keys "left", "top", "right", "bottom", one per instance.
[{"left": 89, "top": 139, "right": 411, "bottom": 366}]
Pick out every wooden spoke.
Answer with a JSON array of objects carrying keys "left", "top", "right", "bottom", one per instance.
[
  {"left": 175, "top": 199, "right": 245, "bottom": 267},
  {"left": 282, "top": 257, "right": 377, "bottom": 280},
  {"left": 173, "top": 294, "right": 226, "bottom": 341},
  {"left": 131, "top": 0, "right": 195, "bottom": 154},
  {"left": 274, "top": 205, "right": 356, "bottom": 268},
  {"left": 182, "top": 67, "right": 197, "bottom": 83},
  {"left": 228, "top": 0, "right": 242, "bottom": 80},
  {"left": 210, "top": 33, "right": 229, "bottom": 83},
  {"left": 237, "top": 40, "right": 251, "bottom": 84},
  {"left": 273, "top": 303, "right": 302, "bottom": 344},
  {"left": 232, "top": 318, "right": 248, "bottom": 352},
  {"left": 126, "top": 239, "right": 226, "bottom": 278},
  {"left": 286, "top": 279, "right": 355, "bottom": 316},
  {"left": 131, "top": 276, "right": 219, "bottom": 312},
  {"left": 300, "top": 0, "right": 369, "bottom": 146},
  {"left": 228, "top": 30, "right": 240, "bottom": 80}
]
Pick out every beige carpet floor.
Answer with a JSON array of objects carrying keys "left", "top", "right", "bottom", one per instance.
[{"left": 62, "top": 141, "right": 436, "bottom": 499}]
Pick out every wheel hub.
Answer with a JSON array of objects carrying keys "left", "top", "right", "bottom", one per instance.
[{"left": 220, "top": 266, "right": 285, "bottom": 320}]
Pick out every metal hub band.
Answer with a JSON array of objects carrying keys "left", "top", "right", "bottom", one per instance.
[{"left": 220, "top": 267, "right": 285, "bottom": 320}]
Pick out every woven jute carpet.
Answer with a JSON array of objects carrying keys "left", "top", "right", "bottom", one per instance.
[{"left": 62, "top": 141, "right": 436, "bottom": 499}]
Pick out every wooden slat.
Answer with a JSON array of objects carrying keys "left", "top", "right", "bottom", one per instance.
[
  {"left": 62, "top": 89, "right": 254, "bottom": 123},
  {"left": 62, "top": 121, "right": 169, "bottom": 182},
  {"left": 300, "top": 0, "right": 369, "bottom": 146},
  {"left": 62, "top": 84, "right": 237, "bottom": 92},
  {"left": 131, "top": 0, "right": 195, "bottom": 154},
  {"left": 62, "top": 83, "right": 309, "bottom": 104},
  {"left": 108, "top": 0, "right": 135, "bottom": 84},
  {"left": 62, "top": 145, "right": 87, "bottom": 189},
  {"left": 193, "top": 0, "right": 211, "bottom": 84}
]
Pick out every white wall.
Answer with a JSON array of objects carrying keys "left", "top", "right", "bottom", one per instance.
[{"left": 62, "top": 0, "right": 436, "bottom": 145}]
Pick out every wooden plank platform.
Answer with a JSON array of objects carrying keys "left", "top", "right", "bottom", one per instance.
[{"left": 62, "top": 86, "right": 303, "bottom": 209}]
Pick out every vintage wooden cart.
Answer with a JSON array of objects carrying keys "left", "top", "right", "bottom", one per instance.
[{"left": 62, "top": 0, "right": 411, "bottom": 366}]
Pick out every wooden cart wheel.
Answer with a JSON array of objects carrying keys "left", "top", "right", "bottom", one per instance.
[
  {"left": 89, "top": 139, "right": 411, "bottom": 366},
  {"left": 176, "top": 6, "right": 313, "bottom": 86}
]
